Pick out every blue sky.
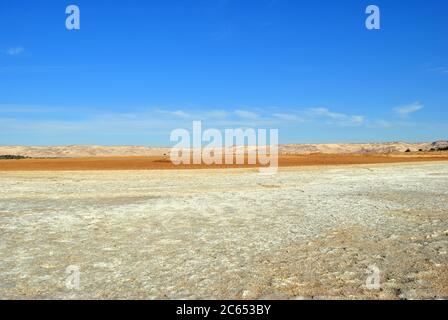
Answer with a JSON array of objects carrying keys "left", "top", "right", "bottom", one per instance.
[{"left": 0, "top": 0, "right": 447, "bottom": 146}]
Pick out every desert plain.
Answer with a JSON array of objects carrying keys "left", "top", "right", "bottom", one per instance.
[{"left": 0, "top": 144, "right": 447, "bottom": 299}]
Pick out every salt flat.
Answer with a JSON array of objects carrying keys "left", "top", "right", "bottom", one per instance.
[{"left": 0, "top": 162, "right": 447, "bottom": 299}]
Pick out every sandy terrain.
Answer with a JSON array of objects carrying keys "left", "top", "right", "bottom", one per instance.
[
  {"left": 0, "top": 162, "right": 447, "bottom": 299},
  {"left": 1, "top": 140, "right": 447, "bottom": 158},
  {"left": 0, "top": 154, "right": 448, "bottom": 171}
]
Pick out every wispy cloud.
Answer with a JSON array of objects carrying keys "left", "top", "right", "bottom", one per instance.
[
  {"left": 169, "top": 110, "right": 190, "bottom": 118},
  {"left": 203, "top": 110, "right": 229, "bottom": 120},
  {"left": 426, "top": 66, "right": 448, "bottom": 75},
  {"left": 234, "top": 110, "right": 260, "bottom": 120},
  {"left": 155, "top": 108, "right": 304, "bottom": 127},
  {"left": 4, "top": 46, "right": 24, "bottom": 56},
  {"left": 0, "top": 104, "right": 365, "bottom": 132},
  {"left": 0, "top": 111, "right": 181, "bottom": 136},
  {"left": 0, "top": 65, "right": 83, "bottom": 74},
  {"left": 370, "top": 119, "right": 393, "bottom": 128},
  {"left": 393, "top": 102, "right": 423, "bottom": 117},
  {"left": 307, "top": 107, "right": 364, "bottom": 126},
  {"left": 157, "top": 109, "right": 191, "bottom": 118},
  {"left": 272, "top": 113, "right": 304, "bottom": 122},
  {"left": 7, "top": 103, "right": 435, "bottom": 144},
  {"left": 0, "top": 104, "right": 55, "bottom": 113}
]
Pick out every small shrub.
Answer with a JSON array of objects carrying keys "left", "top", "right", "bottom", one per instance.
[{"left": 0, "top": 155, "right": 29, "bottom": 160}]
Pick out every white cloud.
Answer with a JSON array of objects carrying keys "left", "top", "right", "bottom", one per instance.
[
  {"left": 371, "top": 119, "right": 392, "bottom": 128},
  {"left": 234, "top": 110, "right": 259, "bottom": 120},
  {"left": 393, "top": 102, "right": 423, "bottom": 117},
  {"left": 157, "top": 109, "right": 190, "bottom": 118},
  {"left": 203, "top": 110, "right": 229, "bottom": 119},
  {"left": 170, "top": 110, "right": 190, "bottom": 118},
  {"left": 0, "top": 104, "right": 54, "bottom": 113},
  {"left": 4, "top": 47, "right": 24, "bottom": 56},
  {"left": 272, "top": 113, "right": 304, "bottom": 122},
  {"left": 427, "top": 66, "right": 448, "bottom": 74},
  {"left": 307, "top": 107, "right": 364, "bottom": 126},
  {"left": 0, "top": 113, "right": 172, "bottom": 136},
  {"left": 351, "top": 115, "right": 365, "bottom": 124},
  {"left": 0, "top": 105, "right": 372, "bottom": 141}
]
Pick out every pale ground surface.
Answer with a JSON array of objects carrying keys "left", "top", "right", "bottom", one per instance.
[{"left": 0, "top": 162, "right": 447, "bottom": 299}]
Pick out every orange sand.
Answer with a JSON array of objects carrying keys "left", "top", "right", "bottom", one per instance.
[{"left": 1, "top": 153, "right": 448, "bottom": 171}]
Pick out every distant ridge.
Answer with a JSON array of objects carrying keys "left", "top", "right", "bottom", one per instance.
[{"left": 0, "top": 141, "right": 446, "bottom": 158}]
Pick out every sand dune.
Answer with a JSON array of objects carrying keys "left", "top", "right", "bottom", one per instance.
[
  {"left": 0, "top": 145, "right": 170, "bottom": 158},
  {"left": 0, "top": 141, "right": 447, "bottom": 158}
]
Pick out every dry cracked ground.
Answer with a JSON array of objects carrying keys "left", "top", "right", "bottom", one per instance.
[{"left": 0, "top": 162, "right": 447, "bottom": 299}]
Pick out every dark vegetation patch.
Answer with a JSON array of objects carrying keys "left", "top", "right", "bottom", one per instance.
[{"left": 0, "top": 155, "right": 29, "bottom": 160}]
